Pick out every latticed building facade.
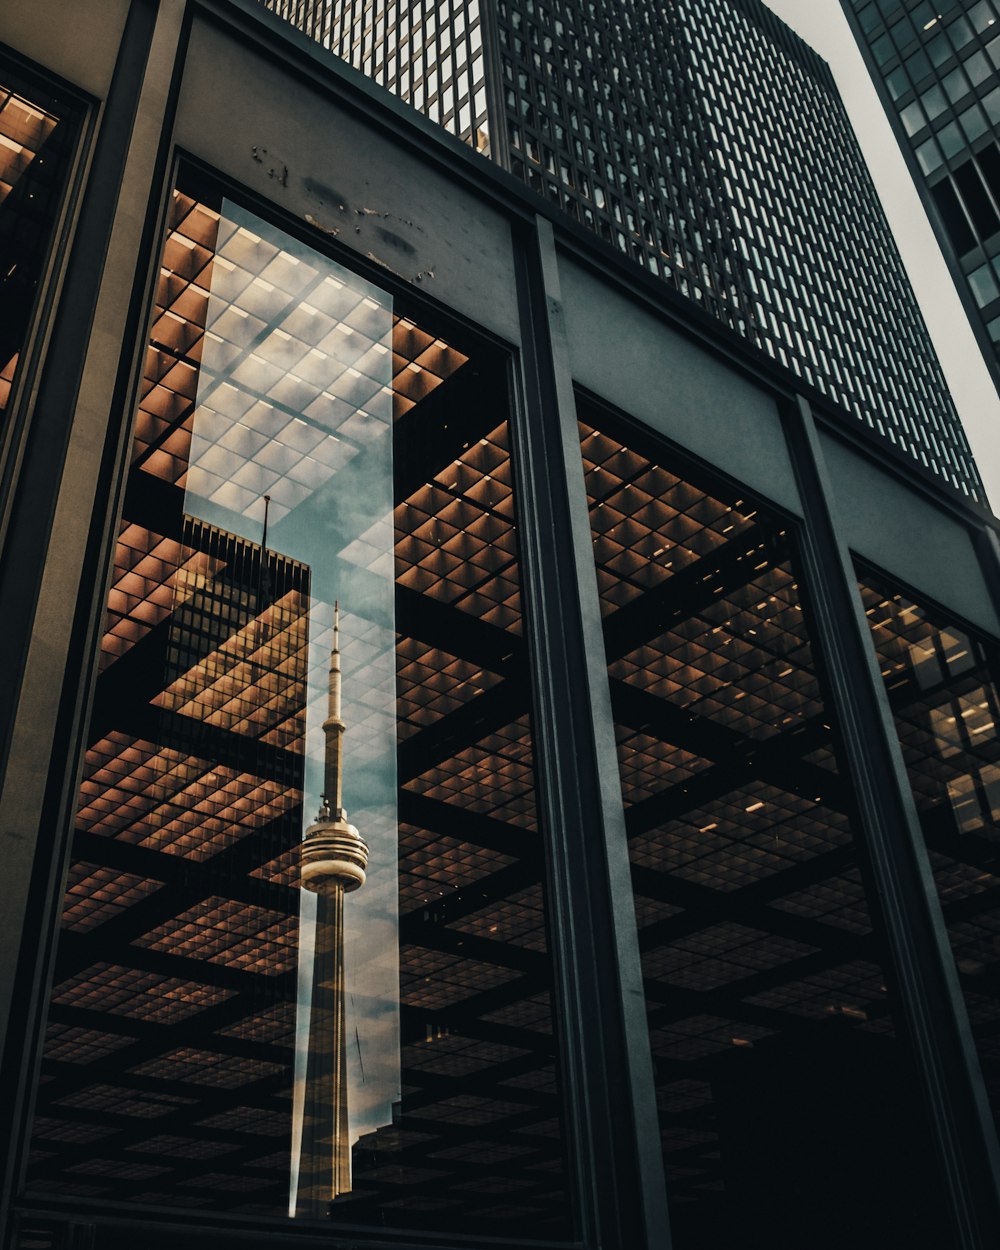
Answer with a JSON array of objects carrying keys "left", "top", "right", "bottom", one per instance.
[
  {"left": 262, "top": 0, "right": 984, "bottom": 502},
  {"left": 841, "top": 0, "right": 1000, "bottom": 409},
  {"left": 8, "top": 3, "right": 1000, "bottom": 1250}
]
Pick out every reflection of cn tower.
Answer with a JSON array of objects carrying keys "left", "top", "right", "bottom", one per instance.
[{"left": 296, "top": 603, "right": 369, "bottom": 1215}]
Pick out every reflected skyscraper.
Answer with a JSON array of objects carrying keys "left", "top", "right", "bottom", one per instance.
[
  {"left": 839, "top": 0, "right": 1000, "bottom": 404},
  {"left": 260, "top": 0, "right": 983, "bottom": 501},
  {"left": 296, "top": 605, "right": 369, "bottom": 1214}
]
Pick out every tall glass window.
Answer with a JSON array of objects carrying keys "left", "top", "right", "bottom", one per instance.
[
  {"left": 859, "top": 570, "right": 1000, "bottom": 1137},
  {"left": 0, "top": 74, "right": 78, "bottom": 421},
  {"left": 24, "top": 173, "right": 569, "bottom": 1238},
  {"left": 578, "top": 406, "right": 951, "bottom": 1249}
]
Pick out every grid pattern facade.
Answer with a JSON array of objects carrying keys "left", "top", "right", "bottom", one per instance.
[
  {"left": 842, "top": 2, "right": 1000, "bottom": 389},
  {"left": 258, "top": 0, "right": 983, "bottom": 498},
  {"left": 498, "top": 0, "right": 978, "bottom": 497},
  {"left": 263, "top": 0, "right": 333, "bottom": 42},
  {"left": 264, "top": 0, "right": 491, "bottom": 149}
]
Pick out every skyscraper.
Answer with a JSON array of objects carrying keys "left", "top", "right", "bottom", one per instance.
[
  {"left": 262, "top": 0, "right": 984, "bottom": 502},
  {"left": 839, "top": 1, "right": 1000, "bottom": 409},
  {"left": 10, "top": 2, "right": 1000, "bottom": 1247},
  {"left": 295, "top": 605, "right": 369, "bottom": 1214}
]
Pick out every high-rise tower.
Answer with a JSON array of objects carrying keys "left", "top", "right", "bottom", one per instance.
[
  {"left": 839, "top": 0, "right": 1000, "bottom": 406},
  {"left": 296, "top": 605, "right": 369, "bottom": 1214},
  {"left": 261, "top": 0, "right": 983, "bottom": 501}
]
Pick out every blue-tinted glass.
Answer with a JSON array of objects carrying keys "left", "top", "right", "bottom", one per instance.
[
  {"left": 911, "top": 0, "right": 935, "bottom": 28},
  {"left": 921, "top": 83, "right": 948, "bottom": 120},
  {"left": 873, "top": 32, "right": 894, "bottom": 64},
  {"left": 983, "top": 85, "right": 1000, "bottom": 124},
  {"left": 987, "top": 312, "right": 1000, "bottom": 340},
  {"left": 886, "top": 65, "right": 910, "bottom": 98},
  {"left": 901, "top": 98, "right": 926, "bottom": 135},
  {"left": 859, "top": 1, "right": 881, "bottom": 31},
  {"left": 889, "top": 16, "right": 912, "bottom": 48},
  {"left": 965, "top": 49, "right": 992, "bottom": 86},
  {"left": 948, "top": 15, "right": 974, "bottom": 50},
  {"left": 927, "top": 33, "right": 951, "bottom": 66},
  {"left": 943, "top": 65, "right": 970, "bottom": 102},
  {"left": 960, "top": 103, "right": 989, "bottom": 143},
  {"left": 905, "top": 47, "right": 931, "bottom": 80},
  {"left": 987, "top": 32, "right": 1000, "bottom": 66},
  {"left": 938, "top": 118, "right": 965, "bottom": 156},
  {"left": 970, "top": 260, "right": 1000, "bottom": 304},
  {"left": 916, "top": 135, "right": 944, "bottom": 171},
  {"left": 970, "top": 0, "right": 999, "bottom": 35}
]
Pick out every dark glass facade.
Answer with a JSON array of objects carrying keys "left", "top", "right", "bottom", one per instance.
[
  {"left": 23, "top": 172, "right": 569, "bottom": 1235},
  {"left": 261, "top": 0, "right": 983, "bottom": 503},
  {"left": 842, "top": 0, "right": 1000, "bottom": 408},
  {"left": 5, "top": 4, "right": 1000, "bottom": 1250},
  {"left": 860, "top": 570, "right": 1000, "bottom": 1141},
  {"left": 580, "top": 406, "right": 950, "bottom": 1248},
  {"left": 0, "top": 75, "right": 77, "bottom": 425}
]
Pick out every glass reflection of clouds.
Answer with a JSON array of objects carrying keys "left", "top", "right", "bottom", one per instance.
[{"left": 184, "top": 202, "right": 399, "bottom": 1213}]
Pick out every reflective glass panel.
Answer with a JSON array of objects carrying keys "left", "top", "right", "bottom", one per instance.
[
  {"left": 0, "top": 77, "right": 76, "bottom": 420},
  {"left": 859, "top": 572, "right": 1000, "bottom": 1135},
  {"left": 579, "top": 409, "right": 951, "bottom": 1250},
  {"left": 24, "top": 176, "right": 569, "bottom": 1237}
]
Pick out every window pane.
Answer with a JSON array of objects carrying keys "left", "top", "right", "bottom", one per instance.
[
  {"left": 873, "top": 32, "right": 895, "bottom": 65},
  {"left": 922, "top": 84, "right": 949, "bottom": 121},
  {"left": 901, "top": 99, "right": 927, "bottom": 135},
  {"left": 970, "top": 0, "right": 999, "bottom": 35},
  {"left": 24, "top": 179, "right": 570, "bottom": 1236},
  {"left": 889, "top": 17, "right": 912, "bottom": 49},
  {"left": 859, "top": 2, "right": 881, "bottom": 32},
  {"left": 912, "top": 0, "right": 935, "bottom": 30},
  {"left": 905, "top": 47, "right": 932, "bottom": 81},
  {"left": 578, "top": 411, "right": 950, "bottom": 1249},
  {"left": 939, "top": 118, "right": 966, "bottom": 158},
  {"left": 859, "top": 575, "right": 1000, "bottom": 1139},
  {"left": 969, "top": 260, "right": 1000, "bottom": 305},
  {"left": 917, "top": 136, "right": 945, "bottom": 172},
  {"left": 927, "top": 33, "right": 952, "bottom": 67},
  {"left": 886, "top": 65, "right": 910, "bottom": 99},
  {"left": 943, "top": 65, "right": 971, "bottom": 102},
  {"left": 965, "top": 49, "right": 992, "bottom": 86},
  {"left": 0, "top": 79, "right": 77, "bottom": 420},
  {"left": 948, "top": 15, "right": 975, "bottom": 51}
]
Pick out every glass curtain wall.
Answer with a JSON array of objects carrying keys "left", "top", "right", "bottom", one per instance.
[
  {"left": 0, "top": 74, "right": 77, "bottom": 421},
  {"left": 22, "top": 170, "right": 569, "bottom": 1239},
  {"left": 577, "top": 403, "right": 952, "bottom": 1249},
  {"left": 859, "top": 569, "right": 1000, "bottom": 1138}
]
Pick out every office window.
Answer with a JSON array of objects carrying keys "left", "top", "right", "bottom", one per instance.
[
  {"left": 0, "top": 77, "right": 78, "bottom": 420},
  {"left": 943, "top": 64, "right": 971, "bottom": 103},
  {"left": 938, "top": 118, "right": 967, "bottom": 158},
  {"left": 859, "top": 574, "right": 1000, "bottom": 1135},
  {"left": 917, "top": 135, "right": 945, "bottom": 172},
  {"left": 970, "top": 0, "right": 999, "bottom": 36},
  {"left": 23, "top": 175, "right": 570, "bottom": 1238},
  {"left": 931, "top": 174, "right": 977, "bottom": 254},
  {"left": 921, "top": 83, "right": 949, "bottom": 121},
  {"left": 901, "top": 98, "right": 927, "bottom": 135},
  {"left": 578, "top": 408, "right": 949, "bottom": 1250},
  {"left": 960, "top": 102, "right": 989, "bottom": 144}
]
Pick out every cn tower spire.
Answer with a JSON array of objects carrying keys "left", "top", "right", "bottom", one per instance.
[
  {"left": 324, "top": 601, "right": 345, "bottom": 821},
  {"left": 296, "top": 603, "right": 369, "bottom": 1215}
]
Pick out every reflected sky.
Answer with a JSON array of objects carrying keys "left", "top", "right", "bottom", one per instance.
[{"left": 183, "top": 200, "right": 400, "bottom": 1203}]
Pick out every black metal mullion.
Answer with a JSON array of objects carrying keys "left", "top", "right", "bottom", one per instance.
[
  {"left": 783, "top": 392, "right": 1000, "bottom": 1250},
  {"left": 508, "top": 213, "right": 669, "bottom": 1250}
]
